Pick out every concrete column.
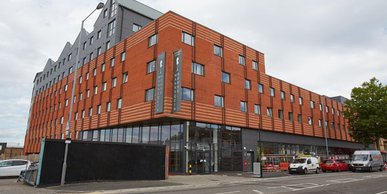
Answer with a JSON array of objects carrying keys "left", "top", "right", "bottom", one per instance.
[
  {"left": 184, "top": 121, "right": 190, "bottom": 173},
  {"left": 213, "top": 127, "right": 218, "bottom": 172}
]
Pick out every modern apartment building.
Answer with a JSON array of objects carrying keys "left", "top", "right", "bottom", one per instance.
[{"left": 25, "top": 0, "right": 363, "bottom": 174}]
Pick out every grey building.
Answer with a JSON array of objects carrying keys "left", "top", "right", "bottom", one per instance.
[{"left": 31, "top": 0, "right": 162, "bottom": 97}]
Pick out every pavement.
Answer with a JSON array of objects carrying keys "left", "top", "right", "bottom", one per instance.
[{"left": 0, "top": 170, "right": 356, "bottom": 194}]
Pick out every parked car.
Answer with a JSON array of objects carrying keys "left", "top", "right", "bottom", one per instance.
[
  {"left": 288, "top": 157, "right": 320, "bottom": 174},
  {"left": 0, "top": 159, "right": 31, "bottom": 177},
  {"left": 351, "top": 150, "right": 384, "bottom": 172},
  {"left": 321, "top": 159, "right": 348, "bottom": 172}
]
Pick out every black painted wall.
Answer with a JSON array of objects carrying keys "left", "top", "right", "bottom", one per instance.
[{"left": 38, "top": 139, "right": 166, "bottom": 186}]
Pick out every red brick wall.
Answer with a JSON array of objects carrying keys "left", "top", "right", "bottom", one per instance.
[{"left": 25, "top": 11, "right": 351, "bottom": 154}]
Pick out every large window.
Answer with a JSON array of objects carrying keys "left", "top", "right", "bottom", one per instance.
[
  {"left": 192, "top": 62, "right": 204, "bottom": 76},
  {"left": 107, "top": 20, "right": 116, "bottom": 37},
  {"left": 258, "top": 83, "right": 264, "bottom": 93},
  {"left": 182, "top": 32, "right": 194, "bottom": 46},
  {"left": 145, "top": 88, "right": 154, "bottom": 101},
  {"left": 270, "top": 87, "right": 275, "bottom": 97},
  {"left": 240, "top": 101, "right": 247, "bottom": 112},
  {"left": 148, "top": 34, "right": 158, "bottom": 47},
  {"left": 214, "top": 95, "right": 224, "bottom": 107},
  {"left": 182, "top": 88, "right": 194, "bottom": 101},
  {"left": 238, "top": 55, "right": 245, "bottom": 65},
  {"left": 252, "top": 60, "right": 258, "bottom": 70},
  {"left": 222, "top": 72, "right": 230, "bottom": 83},
  {"left": 147, "top": 60, "right": 156, "bottom": 73},
  {"left": 117, "top": 98, "right": 122, "bottom": 109},
  {"left": 132, "top": 23, "right": 142, "bottom": 32},
  {"left": 214, "top": 45, "right": 223, "bottom": 57},
  {"left": 267, "top": 107, "right": 273, "bottom": 117},
  {"left": 244, "top": 80, "right": 251, "bottom": 90},
  {"left": 254, "top": 104, "right": 261, "bottom": 115}
]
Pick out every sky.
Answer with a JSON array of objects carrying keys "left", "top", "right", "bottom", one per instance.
[{"left": 0, "top": 0, "right": 386, "bottom": 146}]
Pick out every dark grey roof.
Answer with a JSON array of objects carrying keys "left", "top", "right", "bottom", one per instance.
[{"left": 116, "top": 0, "right": 163, "bottom": 19}]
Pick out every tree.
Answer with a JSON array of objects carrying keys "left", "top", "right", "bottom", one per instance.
[{"left": 343, "top": 77, "right": 387, "bottom": 149}]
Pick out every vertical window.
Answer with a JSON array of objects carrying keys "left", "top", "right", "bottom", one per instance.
[
  {"left": 103, "top": 9, "right": 108, "bottom": 18},
  {"left": 106, "top": 41, "right": 111, "bottom": 50},
  {"left": 213, "top": 45, "right": 223, "bottom": 57},
  {"left": 101, "top": 63, "right": 105, "bottom": 72},
  {"left": 110, "top": 58, "right": 115, "bottom": 67},
  {"left": 258, "top": 83, "right": 264, "bottom": 93},
  {"left": 147, "top": 60, "right": 156, "bottom": 73},
  {"left": 97, "top": 30, "right": 101, "bottom": 39},
  {"left": 89, "top": 36, "right": 94, "bottom": 45},
  {"left": 267, "top": 108, "right": 273, "bottom": 117},
  {"left": 221, "top": 72, "right": 230, "bottom": 83},
  {"left": 270, "top": 87, "right": 275, "bottom": 96},
  {"left": 97, "top": 105, "right": 101, "bottom": 114},
  {"left": 278, "top": 110, "right": 284, "bottom": 119},
  {"left": 332, "top": 108, "right": 335, "bottom": 114},
  {"left": 308, "top": 117, "right": 313, "bottom": 125},
  {"left": 214, "top": 95, "right": 224, "bottom": 107},
  {"left": 132, "top": 23, "right": 142, "bottom": 32},
  {"left": 94, "top": 85, "right": 98, "bottom": 95},
  {"left": 238, "top": 55, "right": 246, "bottom": 65},
  {"left": 82, "top": 110, "right": 85, "bottom": 118},
  {"left": 112, "top": 77, "right": 117, "bottom": 88},
  {"left": 182, "top": 88, "right": 194, "bottom": 101},
  {"left": 108, "top": 20, "right": 116, "bottom": 37},
  {"left": 60, "top": 117, "right": 64, "bottom": 124},
  {"left": 240, "top": 101, "right": 247, "bottom": 112},
  {"left": 74, "top": 112, "right": 78, "bottom": 120},
  {"left": 145, "top": 88, "right": 154, "bottom": 101},
  {"left": 83, "top": 42, "right": 87, "bottom": 50},
  {"left": 82, "top": 57, "right": 87, "bottom": 65},
  {"left": 93, "top": 68, "right": 97, "bottom": 76},
  {"left": 318, "top": 119, "right": 322, "bottom": 127},
  {"left": 122, "top": 72, "right": 128, "bottom": 83},
  {"left": 110, "top": 1, "right": 117, "bottom": 17},
  {"left": 79, "top": 92, "right": 83, "bottom": 101},
  {"left": 89, "top": 107, "right": 93, "bottom": 117},
  {"left": 68, "top": 53, "right": 72, "bottom": 61},
  {"left": 192, "top": 62, "right": 204, "bottom": 76},
  {"left": 288, "top": 112, "right": 293, "bottom": 121},
  {"left": 252, "top": 60, "right": 258, "bottom": 70},
  {"left": 319, "top": 103, "right": 323, "bottom": 111},
  {"left": 182, "top": 32, "right": 194, "bottom": 46},
  {"left": 310, "top": 101, "right": 315, "bottom": 108},
  {"left": 97, "top": 47, "right": 102, "bottom": 55},
  {"left": 297, "top": 114, "right": 302, "bottom": 123},
  {"left": 117, "top": 98, "right": 122, "bottom": 109},
  {"left": 120, "top": 52, "right": 126, "bottom": 62},
  {"left": 86, "top": 89, "right": 90, "bottom": 98},
  {"left": 79, "top": 76, "right": 82, "bottom": 84},
  {"left": 102, "top": 82, "right": 107, "bottom": 91},
  {"left": 64, "top": 84, "right": 68, "bottom": 91},
  {"left": 106, "top": 102, "right": 111, "bottom": 112},
  {"left": 326, "top": 106, "right": 329, "bottom": 113},
  {"left": 245, "top": 80, "right": 251, "bottom": 90},
  {"left": 148, "top": 34, "right": 158, "bottom": 47},
  {"left": 290, "top": 94, "right": 294, "bottom": 103},
  {"left": 89, "top": 52, "right": 93, "bottom": 60},
  {"left": 69, "top": 66, "right": 73, "bottom": 74},
  {"left": 65, "top": 99, "right": 68, "bottom": 106},
  {"left": 254, "top": 104, "right": 261, "bottom": 115},
  {"left": 299, "top": 97, "right": 303, "bottom": 105}
]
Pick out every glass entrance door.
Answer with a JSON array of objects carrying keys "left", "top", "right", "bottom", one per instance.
[{"left": 195, "top": 150, "right": 211, "bottom": 174}]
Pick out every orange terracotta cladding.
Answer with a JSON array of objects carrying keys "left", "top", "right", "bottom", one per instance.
[{"left": 24, "top": 11, "right": 351, "bottom": 154}]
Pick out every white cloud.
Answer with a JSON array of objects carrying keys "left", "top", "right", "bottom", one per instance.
[{"left": 0, "top": 0, "right": 386, "bottom": 145}]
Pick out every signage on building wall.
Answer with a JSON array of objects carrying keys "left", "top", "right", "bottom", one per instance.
[
  {"left": 172, "top": 49, "right": 182, "bottom": 112},
  {"left": 155, "top": 52, "right": 166, "bottom": 114}
]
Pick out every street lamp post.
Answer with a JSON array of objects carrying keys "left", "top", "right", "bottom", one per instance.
[{"left": 61, "top": 2, "right": 104, "bottom": 186}]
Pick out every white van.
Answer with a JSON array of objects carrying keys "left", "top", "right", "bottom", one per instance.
[
  {"left": 351, "top": 150, "right": 384, "bottom": 172},
  {"left": 288, "top": 157, "right": 320, "bottom": 174}
]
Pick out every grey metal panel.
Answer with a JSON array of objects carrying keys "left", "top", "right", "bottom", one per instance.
[
  {"left": 155, "top": 52, "right": 166, "bottom": 114},
  {"left": 116, "top": 0, "right": 162, "bottom": 19},
  {"left": 172, "top": 49, "right": 182, "bottom": 112}
]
